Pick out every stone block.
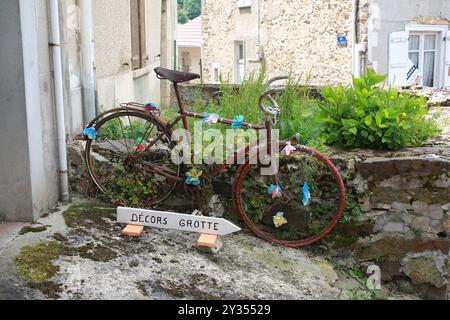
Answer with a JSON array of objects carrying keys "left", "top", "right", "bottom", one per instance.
[
  {"left": 411, "top": 217, "right": 431, "bottom": 232},
  {"left": 383, "top": 222, "right": 404, "bottom": 233},
  {"left": 400, "top": 251, "right": 448, "bottom": 289}
]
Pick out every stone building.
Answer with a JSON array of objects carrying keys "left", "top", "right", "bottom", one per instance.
[
  {"left": 0, "top": 0, "right": 176, "bottom": 222},
  {"left": 202, "top": 0, "right": 450, "bottom": 88}
]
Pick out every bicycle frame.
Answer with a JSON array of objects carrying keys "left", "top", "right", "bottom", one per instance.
[
  {"left": 85, "top": 82, "right": 286, "bottom": 183},
  {"left": 169, "top": 83, "right": 279, "bottom": 180}
]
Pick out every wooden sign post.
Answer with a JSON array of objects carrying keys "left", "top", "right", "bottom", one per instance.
[{"left": 117, "top": 207, "right": 241, "bottom": 251}]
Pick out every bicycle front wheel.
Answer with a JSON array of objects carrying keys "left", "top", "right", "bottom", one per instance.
[
  {"left": 84, "top": 110, "right": 180, "bottom": 207},
  {"left": 233, "top": 145, "right": 346, "bottom": 248}
]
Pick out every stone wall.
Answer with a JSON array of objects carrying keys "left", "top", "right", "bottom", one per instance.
[
  {"left": 330, "top": 144, "right": 450, "bottom": 299},
  {"left": 67, "top": 137, "right": 450, "bottom": 299},
  {"left": 169, "top": 83, "right": 324, "bottom": 108},
  {"left": 202, "top": 0, "right": 357, "bottom": 86}
]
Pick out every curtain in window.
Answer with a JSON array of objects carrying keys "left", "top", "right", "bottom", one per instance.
[
  {"left": 423, "top": 35, "right": 436, "bottom": 87},
  {"left": 408, "top": 35, "right": 420, "bottom": 68}
]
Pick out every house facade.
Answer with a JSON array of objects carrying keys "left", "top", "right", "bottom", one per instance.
[
  {"left": 202, "top": 0, "right": 450, "bottom": 88},
  {"left": 176, "top": 16, "right": 202, "bottom": 81},
  {"left": 0, "top": 0, "right": 176, "bottom": 222}
]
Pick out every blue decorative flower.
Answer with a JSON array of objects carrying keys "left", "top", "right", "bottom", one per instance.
[
  {"left": 201, "top": 113, "right": 220, "bottom": 125},
  {"left": 231, "top": 115, "right": 245, "bottom": 129},
  {"left": 302, "top": 182, "right": 311, "bottom": 206},
  {"left": 84, "top": 127, "right": 97, "bottom": 141},
  {"left": 267, "top": 184, "right": 282, "bottom": 199}
]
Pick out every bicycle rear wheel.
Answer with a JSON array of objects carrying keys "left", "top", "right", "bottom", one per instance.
[
  {"left": 234, "top": 145, "right": 346, "bottom": 248},
  {"left": 84, "top": 110, "right": 180, "bottom": 207}
]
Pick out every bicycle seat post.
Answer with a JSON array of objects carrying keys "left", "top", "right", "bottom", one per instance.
[{"left": 173, "top": 83, "right": 190, "bottom": 132}]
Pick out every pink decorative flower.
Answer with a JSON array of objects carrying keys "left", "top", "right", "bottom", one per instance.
[{"left": 282, "top": 141, "right": 296, "bottom": 156}]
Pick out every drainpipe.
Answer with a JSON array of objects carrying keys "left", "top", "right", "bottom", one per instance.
[
  {"left": 352, "top": 0, "right": 359, "bottom": 77},
  {"left": 79, "top": 0, "right": 96, "bottom": 124},
  {"left": 352, "top": 0, "right": 366, "bottom": 78},
  {"left": 49, "top": 0, "right": 70, "bottom": 202}
]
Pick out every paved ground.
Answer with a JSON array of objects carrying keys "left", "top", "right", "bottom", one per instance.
[{"left": 0, "top": 198, "right": 401, "bottom": 300}]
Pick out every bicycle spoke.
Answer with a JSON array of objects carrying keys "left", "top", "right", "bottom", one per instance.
[
  {"left": 86, "top": 111, "right": 180, "bottom": 208},
  {"left": 118, "top": 118, "right": 131, "bottom": 155},
  {"left": 235, "top": 145, "right": 345, "bottom": 247}
]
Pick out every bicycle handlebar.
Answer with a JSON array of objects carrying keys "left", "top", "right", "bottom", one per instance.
[
  {"left": 260, "top": 76, "right": 288, "bottom": 116},
  {"left": 266, "top": 76, "right": 289, "bottom": 88},
  {"left": 259, "top": 88, "right": 285, "bottom": 116}
]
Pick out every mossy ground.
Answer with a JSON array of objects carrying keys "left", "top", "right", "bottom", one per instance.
[
  {"left": 14, "top": 201, "right": 122, "bottom": 298},
  {"left": 63, "top": 201, "right": 116, "bottom": 233},
  {"left": 15, "top": 241, "right": 65, "bottom": 283},
  {"left": 77, "top": 243, "right": 117, "bottom": 262},
  {"left": 19, "top": 225, "right": 49, "bottom": 235}
]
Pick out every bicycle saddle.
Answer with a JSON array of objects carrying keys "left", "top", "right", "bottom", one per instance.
[{"left": 154, "top": 67, "right": 200, "bottom": 84}]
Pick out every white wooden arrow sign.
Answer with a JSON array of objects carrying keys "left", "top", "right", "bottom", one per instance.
[{"left": 117, "top": 207, "right": 241, "bottom": 236}]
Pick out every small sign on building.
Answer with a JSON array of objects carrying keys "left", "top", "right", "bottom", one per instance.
[{"left": 337, "top": 34, "right": 347, "bottom": 47}]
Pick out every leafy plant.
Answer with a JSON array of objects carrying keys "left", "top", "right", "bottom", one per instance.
[
  {"left": 318, "top": 69, "right": 440, "bottom": 150},
  {"left": 275, "top": 74, "right": 324, "bottom": 145},
  {"left": 192, "top": 66, "right": 323, "bottom": 147},
  {"left": 100, "top": 118, "right": 151, "bottom": 141}
]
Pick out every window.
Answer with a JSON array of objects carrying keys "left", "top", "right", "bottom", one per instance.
[
  {"left": 130, "top": 0, "right": 147, "bottom": 70},
  {"left": 181, "top": 51, "right": 191, "bottom": 73},
  {"left": 234, "top": 41, "right": 245, "bottom": 83},
  {"left": 389, "top": 26, "right": 450, "bottom": 88},
  {"left": 237, "top": 0, "right": 252, "bottom": 8},
  {"left": 408, "top": 33, "right": 438, "bottom": 86},
  {"left": 212, "top": 63, "right": 221, "bottom": 84}
]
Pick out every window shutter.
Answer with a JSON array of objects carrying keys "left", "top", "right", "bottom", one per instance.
[
  {"left": 130, "top": 0, "right": 140, "bottom": 70},
  {"left": 139, "top": 0, "right": 147, "bottom": 68},
  {"left": 444, "top": 31, "right": 450, "bottom": 88},
  {"left": 388, "top": 31, "right": 410, "bottom": 87}
]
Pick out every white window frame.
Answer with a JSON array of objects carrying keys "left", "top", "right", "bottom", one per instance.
[
  {"left": 234, "top": 40, "right": 246, "bottom": 84},
  {"left": 405, "top": 24, "right": 448, "bottom": 87},
  {"left": 237, "top": 0, "right": 252, "bottom": 9},
  {"left": 212, "top": 62, "right": 221, "bottom": 84}
]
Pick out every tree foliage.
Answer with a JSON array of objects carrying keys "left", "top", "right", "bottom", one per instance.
[{"left": 178, "top": 0, "right": 201, "bottom": 24}]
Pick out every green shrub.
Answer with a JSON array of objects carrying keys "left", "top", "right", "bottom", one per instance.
[
  {"left": 318, "top": 69, "right": 440, "bottom": 150},
  {"left": 275, "top": 75, "right": 323, "bottom": 146}
]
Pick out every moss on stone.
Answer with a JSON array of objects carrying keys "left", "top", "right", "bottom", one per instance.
[
  {"left": 19, "top": 225, "right": 49, "bottom": 235},
  {"left": 152, "top": 257, "right": 163, "bottom": 264},
  {"left": 52, "top": 233, "right": 68, "bottom": 243},
  {"left": 15, "top": 241, "right": 64, "bottom": 283},
  {"left": 323, "top": 221, "right": 374, "bottom": 249},
  {"left": 28, "top": 281, "right": 62, "bottom": 299},
  {"left": 63, "top": 201, "right": 116, "bottom": 232},
  {"left": 77, "top": 243, "right": 118, "bottom": 262},
  {"left": 154, "top": 278, "right": 224, "bottom": 300},
  {"left": 253, "top": 250, "right": 292, "bottom": 272}
]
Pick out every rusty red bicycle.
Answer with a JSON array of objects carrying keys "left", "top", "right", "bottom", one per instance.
[{"left": 83, "top": 67, "right": 346, "bottom": 247}]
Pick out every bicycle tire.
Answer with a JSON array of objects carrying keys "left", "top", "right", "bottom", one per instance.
[
  {"left": 84, "top": 110, "right": 180, "bottom": 207},
  {"left": 233, "top": 145, "right": 346, "bottom": 248}
]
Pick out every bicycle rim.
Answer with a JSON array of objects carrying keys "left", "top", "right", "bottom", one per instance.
[
  {"left": 233, "top": 145, "right": 346, "bottom": 248},
  {"left": 84, "top": 111, "right": 180, "bottom": 207}
]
